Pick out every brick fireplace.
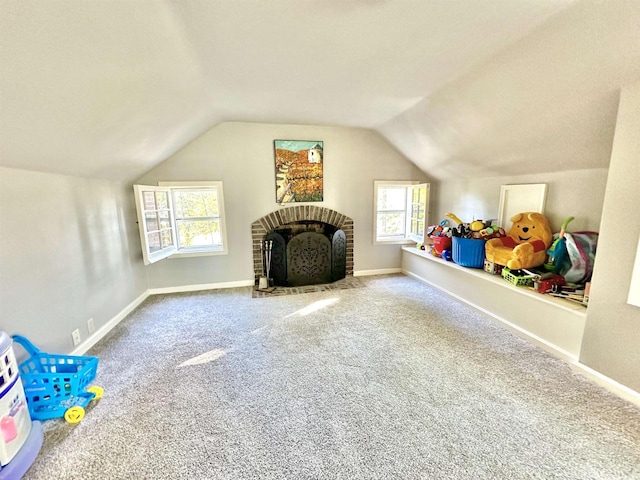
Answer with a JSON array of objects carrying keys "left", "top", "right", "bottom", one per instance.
[{"left": 251, "top": 206, "right": 354, "bottom": 286}]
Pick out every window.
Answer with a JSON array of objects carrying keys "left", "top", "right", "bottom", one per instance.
[
  {"left": 134, "top": 182, "right": 227, "bottom": 265},
  {"left": 374, "top": 181, "right": 429, "bottom": 244}
]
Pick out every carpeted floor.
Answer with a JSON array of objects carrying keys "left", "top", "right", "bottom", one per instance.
[{"left": 23, "top": 274, "right": 640, "bottom": 479}]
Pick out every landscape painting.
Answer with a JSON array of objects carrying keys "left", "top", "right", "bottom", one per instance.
[{"left": 274, "top": 140, "right": 323, "bottom": 203}]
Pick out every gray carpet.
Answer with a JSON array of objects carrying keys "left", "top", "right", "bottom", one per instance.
[{"left": 23, "top": 274, "right": 640, "bottom": 479}]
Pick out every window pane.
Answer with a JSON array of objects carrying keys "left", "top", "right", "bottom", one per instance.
[
  {"left": 158, "top": 211, "right": 171, "bottom": 230},
  {"left": 143, "top": 192, "right": 156, "bottom": 211},
  {"left": 377, "top": 187, "right": 406, "bottom": 211},
  {"left": 160, "top": 230, "right": 174, "bottom": 248},
  {"left": 177, "top": 220, "right": 221, "bottom": 247},
  {"left": 145, "top": 212, "right": 159, "bottom": 232},
  {"left": 148, "top": 232, "right": 161, "bottom": 253},
  {"left": 173, "top": 190, "right": 218, "bottom": 218},
  {"left": 377, "top": 213, "right": 405, "bottom": 236},
  {"left": 419, "top": 187, "right": 427, "bottom": 203},
  {"left": 155, "top": 191, "right": 169, "bottom": 210}
]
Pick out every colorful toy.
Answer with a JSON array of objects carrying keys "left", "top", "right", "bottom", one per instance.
[
  {"left": 483, "top": 259, "right": 503, "bottom": 276},
  {"left": 544, "top": 216, "right": 574, "bottom": 273},
  {"left": 534, "top": 274, "right": 566, "bottom": 294},
  {"left": 485, "top": 212, "right": 553, "bottom": 270},
  {"left": 12, "top": 336, "right": 103, "bottom": 424},
  {"left": 0, "top": 333, "right": 31, "bottom": 467},
  {"left": 501, "top": 267, "right": 538, "bottom": 287}
]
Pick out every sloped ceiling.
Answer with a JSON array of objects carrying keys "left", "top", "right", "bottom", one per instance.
[{"left": 1, "top": 0, "right": 637, "bottom": 182}]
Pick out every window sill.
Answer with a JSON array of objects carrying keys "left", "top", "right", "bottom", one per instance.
[
  {"left": 169, "top": 249, "right": 228, "bottom": 259},
  {"left": 374, "top": 238, "right": 416, "bottom": 246}
]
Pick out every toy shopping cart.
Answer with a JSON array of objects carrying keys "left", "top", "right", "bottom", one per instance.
[{"left": 11, "top": 336, "right": 103, "bottom": 424}]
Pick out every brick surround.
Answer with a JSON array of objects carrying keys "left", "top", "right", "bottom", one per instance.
[{"left": 251, "top": 206, "right": 354, "bottom": 284}]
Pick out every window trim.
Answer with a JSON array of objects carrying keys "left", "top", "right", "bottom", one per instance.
[
  {"left": 373, "top": 181, "right": 429, "bottom": 245},
  {"left": 159, "top": 181, "right": 228, "bottom": 259},
  {"left": 133, "top": 185, "right": 177, "bottom": 265},
  {"left": 134, "top": 182, "right": 228, "bottom": 265}
]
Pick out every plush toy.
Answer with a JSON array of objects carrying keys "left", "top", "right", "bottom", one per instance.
[{"left": 485, "top": 212, "right": 553, "bottom": 270}]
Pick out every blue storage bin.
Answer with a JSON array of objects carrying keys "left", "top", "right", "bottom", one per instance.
[{"left": 452, "top": 237, "right": 486, "bottom": 268}]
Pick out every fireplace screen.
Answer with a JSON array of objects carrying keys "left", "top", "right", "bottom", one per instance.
[{"left": 265, "top": 222, "right": 346, "bottom": 287}]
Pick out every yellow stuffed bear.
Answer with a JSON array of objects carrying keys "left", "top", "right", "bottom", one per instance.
[{"left": 485, "top": 212, "right": 553, "bottom": 270}]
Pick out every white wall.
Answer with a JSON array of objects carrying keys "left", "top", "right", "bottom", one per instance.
[
  {"left": 0, "top": 167, "right": 147, "bottom": 353},
  {"left": 379, "top": 1, "right": 640, "bottom": 181},
  {"left": 433, "top": 168, "right": 607, "bottom": 233},
  {"left": 135, "top": 122, "right": 429, "bottom": 288},
  {"left": 580, "top": 81, "right": 640, "bottom": 392}
]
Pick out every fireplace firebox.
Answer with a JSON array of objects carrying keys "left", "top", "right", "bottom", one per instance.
[{"left": 252, "top": 207, "right": 353, "bottom": 287}]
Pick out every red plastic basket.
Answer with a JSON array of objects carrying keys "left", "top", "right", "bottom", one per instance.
[{"left": 431, "top": 236, "right": 452, "bottom": 254}]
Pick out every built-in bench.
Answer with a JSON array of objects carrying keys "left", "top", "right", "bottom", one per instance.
[{"left": 401, "top": 246, "right": 587, "bottom": 360}]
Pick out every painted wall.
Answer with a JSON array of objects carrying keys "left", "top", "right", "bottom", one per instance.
[
  {"left": 580, "top": 81, "right": 640, "bottom": 392},
  {"left": 0, "top": 167, "right": 147, "bottom": 354},
  {"left": 433, "top": 168, "right": 608, "bottom": 233},
  {"left": 379, "top": 0, "right": 640, "bottom": 181},
  {"left": 135, "top": 122, "right": 429, "bottom": 288}
]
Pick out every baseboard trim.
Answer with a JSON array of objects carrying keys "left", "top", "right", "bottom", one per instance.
[
  {"left": 354, "top": 268, "right": 402, "bottom": 277},
  {"left": 71, "top": 290, "right": 150, "bottom": 356},
  {"left": 571, "top": 362, "right": 640, "bottom": 409},
  {"left": 403, "top": 269, "right": 577, "bottom": 362},
  {"left": 148, "top": 280, "right": 255, "bottom": 295}
]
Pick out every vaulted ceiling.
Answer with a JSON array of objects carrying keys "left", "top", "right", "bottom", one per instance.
[{"left": 1, "top": 1, "right": 639, "bottom": 182}]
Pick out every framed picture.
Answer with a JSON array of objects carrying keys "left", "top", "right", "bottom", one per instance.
[
  {"left": 274, "top": 140, "right": 323, "bottom": 203},
  {"left": 498, "top": 184, "right": 547, "bottom": 229}
]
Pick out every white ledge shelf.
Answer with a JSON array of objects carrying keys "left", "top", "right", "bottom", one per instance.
[{"left": 401, "top": 246, "right": 586, "bottom": 360}]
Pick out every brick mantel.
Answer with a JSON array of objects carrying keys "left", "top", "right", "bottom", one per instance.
[{"left": 251, "top": 206, "right": 354, "bottom": 284}]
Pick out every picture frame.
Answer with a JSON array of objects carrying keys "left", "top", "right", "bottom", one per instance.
[
  {"left": 274, "top": 140, "right": 323, "bottom": 203},
  {"left": 498, "top": 183, "right": 548, "bottom": 229}
]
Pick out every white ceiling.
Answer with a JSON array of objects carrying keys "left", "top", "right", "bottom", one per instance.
[{"left": 1, "top": 0, "right": 637, "bottom": 182}]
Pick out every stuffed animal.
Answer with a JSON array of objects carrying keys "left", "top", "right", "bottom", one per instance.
[{"left": 485, "top": 212, "right": 553, "bottom": 270}]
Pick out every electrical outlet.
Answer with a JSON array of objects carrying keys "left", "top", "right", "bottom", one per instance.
[
  {"left": 87, "top": 318, "right": 95, "bottom": 334},
  {"left": 72, "top": 329, "right": 81, "bottom": 346}
]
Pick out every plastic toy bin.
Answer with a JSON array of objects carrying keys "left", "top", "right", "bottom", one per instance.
[
  {"left": 452, "top": 237, "right": 486, "bottom": 268},
  {"left": 431, "top": 236, "right": 451, "bottom": 255}
]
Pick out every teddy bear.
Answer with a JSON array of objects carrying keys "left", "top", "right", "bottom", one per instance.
[{"left": 485, "top": 212, "right": 553, "bottom": 270}]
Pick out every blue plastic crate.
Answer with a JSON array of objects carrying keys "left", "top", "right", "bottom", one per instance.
[{"left": 452, "top": 237, "right": 486, "bottom": 268}]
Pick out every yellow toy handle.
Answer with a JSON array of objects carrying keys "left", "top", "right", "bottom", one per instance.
[{"left": 445, "top": 212, "right": 463, "bottom": 225}]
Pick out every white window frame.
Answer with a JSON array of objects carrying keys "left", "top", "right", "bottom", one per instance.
[
  {"left": 134, "top": 182, "right": 228, "bottom": 265},
  {"left": 373, "top": 181, "right": 429, "bottom": 245}
]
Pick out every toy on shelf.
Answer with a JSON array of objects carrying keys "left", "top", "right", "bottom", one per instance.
[
  {"left": 426, "top": 219, "right": 453, "bottom": 258},
  {"left": 484, "top": 259, "right": 503, "bottom": 276},
  {"left": 440, "top": 213, "right": 504, "bottom": 268},
  {"left": 485, "top": 212, "right": 553, "bottom": 270},
  {"left": 544, "top": 216, "right": 574, "bottom": 273},
  {"left": 445, "top": 213, "right": 504, "bottom": 240},
  {"left": 502, "top": 267, "right": 539, "bottom": 287},
  {"left": 12, "top": 336, "right": 103, "bottom": 424}
]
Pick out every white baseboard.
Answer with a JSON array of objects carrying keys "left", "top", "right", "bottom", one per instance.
[
  {"left": 571, "top": 362, "right": 640, "bottom": 409},
  {"left": 71, "top": 290, "right": 150, "bottom": 356},
  {"left": 148, "top": 280, "right": 255, "bottom": 295},
  {"left": 403, "top": 269, "right": 577, "bottom": 362},
  {"left": 354, "top": 268, "right": 402, "bottom": 277}
]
